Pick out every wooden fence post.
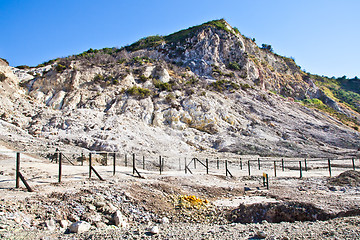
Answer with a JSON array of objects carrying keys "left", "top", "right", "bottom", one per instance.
[
  {"left": 299, "top": 161, "right": 302, "bottom": 179},
  {"left": 185, "top": 158, "right": 187, "bottom": 174},
  {"left": 240, "top": 158, "right": 242, "bottom": 170},
  {"left": 58, "top": 152, "right": 62, "bottom": 183},
  {"left": 225, "top": 160, "right": 228, "bottom": 177},
  {"left": 217, "top": 157, "right": 219, "bottom": 169},
  {"left": 258, "top": 158, "right": 261, "bottom": 170},
  {"left": 159, "top": 156, "right": 162, "bottom": 175},
  {"left": 89, "top": 153, "right": 92, "bottom": 179},
  {"left": 281, "top": 158, "right": 284, "bottom": 171},
  {"left": 125, "top": 154, "right": 127, "bottom": 167},
  {"left": 328, "top": 158, "right": 332, "bottom": 177},
  {"left": 16, "top": 152, "right": 20, "bottom": 188},
  {"left": 273, "top": 161, "right": 277, "bottom": 177},
  {"left": 143, "top": 156, "right": 145, "bottom": 170},
  {"left": 248, "top": 160, "right": 251, "bottom": 176},
  {"left": 206, "top": 158, "right": 209, "bottom": 174},
  {"left": 113, "top": 153, "right": 116, "bottom": 176},
  {"left": 305, "top": 158, "right": 308, "bottom": 171},
  {"left": 133, "top": 153, "right": 135, "bottom": 175},
  {"left": 352, "top": 158, "right": 355, "bottom": 170}
]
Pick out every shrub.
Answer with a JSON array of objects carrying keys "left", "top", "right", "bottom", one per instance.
[
  {"left": 16, "top": 65, "right": 30, "bottom": 69},
  {"left": 55, "top": 64, "right": 67, "bottom": 73},
  {"left": 185, "top": 77, "right": 198, "bottom": 85},
  {"left": 154, "top": 80, "right": 172, "bottom": 91},
  {"left": 227, "top": 62, "right": 241, "bottom": 71},
  {"left": 165, "top": 93, "right": 175, "bottom": 102},
  {"left": 94, "top": 74, "right": 105, "bottom": 82},
  {"left": 210, "top": 80, "right": 239, "bottom": 92},
  {"left": 126, "top": 86, "right": 151, "bottom": 99},
  {"left": 240, "top": 83, "right": 251, "bottom": 91},
  {"left": 139, "top": 75, "right": 148, "bottom": 83},
  {"left": 126, "top": 35, "right": 164, "bottom": 52},
  {"left": 0, "top": 72, "right": 6, "bottom": 81},
  {"left": 261, "top": 44, "right": 273, "bottom": 52},
  {"left": 0, "top": 58, "right": 9, "bottom": 65},
  {"left": 117, "top": 59, "right": 127, "bottom": 64}
]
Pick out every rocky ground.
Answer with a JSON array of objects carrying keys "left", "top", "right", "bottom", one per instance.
[{"left": 1, "top": 147, "right": 360, "bottom": 239}]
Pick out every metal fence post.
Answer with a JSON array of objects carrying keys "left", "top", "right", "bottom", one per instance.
[{"left": 299, "top": 161, "right": 302, "bottom": 179}]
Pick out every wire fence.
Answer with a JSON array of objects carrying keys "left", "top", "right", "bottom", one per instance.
[{"left": 0, "top": 150, "right": 359, "bottom": 192}]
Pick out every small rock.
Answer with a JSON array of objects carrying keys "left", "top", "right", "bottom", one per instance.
[
  {"left": 255, "top": 231, "right": 267, "bottom": 239},
  {"left": 59, "top": 220, "right": 69, "bottom": 229},
  {"left": 94, "top": 201, "right": 106, "bottom": 208},
  {"left": 113, "top": 210, "right": 127, "bottom": 228},
  {"left": 244, "top": 187, "right": 251, "bottom": 191},
  {"left": 150, "top": 225, "right": 159, "bottom": 234},
  {"left": 69, "top": 221, "right": 91, "bottom": 233},
  {"left": 328, "top": 186, "right": 337, "bottom": 191},
  {"left": 95, "top": 221, "right": 107, "bottom": 229},
  {"left": 160, "top": 217, "right": 169, "bottom": 224},
  {"left": 87, "top": 204, "right": 96, "bottom": 211},
  {"left": 107, "top": 203, "right": 117, "bottom": 213},
  {"left": 68, "top": 214, "right": 80, "bottom": 222},
  {"left": 45, "top": 219, "right": 56, "bottom": 231}
]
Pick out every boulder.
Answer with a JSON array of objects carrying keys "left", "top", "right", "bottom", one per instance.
[{"left": 69, "top": 221, "right": 91, "bottom": 233}]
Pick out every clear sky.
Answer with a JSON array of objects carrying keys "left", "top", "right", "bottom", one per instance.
[{"left": 1, "top": 0, "right": 359, "bottom": 78}]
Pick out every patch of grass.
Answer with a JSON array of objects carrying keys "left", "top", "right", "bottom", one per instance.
[
  {"left": 185, "top": 77, "right": 198, "bottom": 85},
  {"left": 210, "top": 80, "right": 239, "bottom": 92},
  {"left": 139, "top": 75, "right": 148, "bottom": 83},
  {"left": 117, "top": 59, "right": 127, "bottom": 64},
  {"left": 55, "top": 64, "right": 68, "bottom": 73},
  {"left": 16, "top": 65, "right": 30, "bottom": 69},
  {"left": 154, "top": 80, "right": 173, "bottom": 91},
  {"left": 126, "top": 35, "right": 164, "bottom": 52},
  {"left": 126, "top": 86, "right": 151, "bottom": 99},
  {"left": 131, "top": 56, "right": 154, "bottom": 65},
  {"left": 164, "top": 19, "right": 233, "bottom": 44},
  {"left": 302, "top": 98, "right": 359, "bottom": 128}
]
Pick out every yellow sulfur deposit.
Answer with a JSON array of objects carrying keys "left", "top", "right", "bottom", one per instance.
[{"left": 177, "top": 195, "right": 209, "bottom": 209}]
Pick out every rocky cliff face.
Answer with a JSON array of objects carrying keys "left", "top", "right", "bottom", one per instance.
[{"left": 1, "top": 20, "right": 359, "bottom": 157}]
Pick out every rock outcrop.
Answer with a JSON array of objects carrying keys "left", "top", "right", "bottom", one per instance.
[{"left": 0, "top": 19, "right": 359, "bottom": 158}]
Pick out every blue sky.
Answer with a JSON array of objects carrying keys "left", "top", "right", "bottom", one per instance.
[{"left": 1, "top": 0, "right": 359, "bottom": 78}]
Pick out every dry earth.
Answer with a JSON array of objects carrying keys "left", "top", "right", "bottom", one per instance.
[{"left": 1, "top": 143, "right": 360, "bottom": 239}]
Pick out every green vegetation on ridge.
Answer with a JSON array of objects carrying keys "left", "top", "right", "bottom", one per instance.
[{"left": 125, "top": 19, "right": 235, "bottom": 51}]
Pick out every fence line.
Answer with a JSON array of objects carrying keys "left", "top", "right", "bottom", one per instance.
[{"left": 1, "top": 151, "right": 359, "bottom": 192}]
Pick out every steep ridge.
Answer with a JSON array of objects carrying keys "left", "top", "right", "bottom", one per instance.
[{"left": 1, "top": 20, "right": 359, "bottom": 157}]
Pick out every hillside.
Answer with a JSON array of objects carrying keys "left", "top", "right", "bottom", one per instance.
[{"left": 1, "top": 19, "right": 360, "bottom": 158}]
